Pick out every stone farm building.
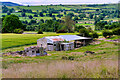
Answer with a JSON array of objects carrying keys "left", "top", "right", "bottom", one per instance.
[
  {"left": 37, "top": 35, "right": 92, "bottom": 51},
  {"left": 24, "top": 46, "right": 47, "bottom": 57}
]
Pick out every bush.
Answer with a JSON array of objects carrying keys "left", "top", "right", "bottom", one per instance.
[
  {"left": 87, "top": 27, "right": 93, "bottom": 32},
  {"left": 56, "top": 29, "right": 67, "bottom": 33},
  {"left": 61, "top": 56, "right": 74, "bottom": 60},
  {"left": 91, "top": 32, "right": 99, "bottom": 38},
  {"left": 75, "top": 25, "right": 85, "bottom": 32},
  {"left": 68, "top": 56, "right": 74, "bottom": 60},
  {"left": 61, "top": 56, "right": 68, "bottom": 60},
  {"left": 69, "top": 30, "right": 74, "bottom": 33},
  {"left": 102, "top": 30, "right": 113, "bottom": 38},
  {"left": 14, "top": 28, "right": 24, "bottom": 34},
  {"left": 79, "top": 28, "right": 90, "bottom": 37},
  {"left": 38, "top": 29, "right": 43, "bottom": 34},
  {"left": 84, "top": 53, "right": 87, "bottom": 56},
  {"left": 28, "top": 15, "right": 33, "bottom": 19},
  {"left": 112, "top": 28, "right": 120, "bottom": 35}
]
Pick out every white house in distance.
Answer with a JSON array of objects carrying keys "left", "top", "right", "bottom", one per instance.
[{"left": 37, "top": 35, "right": 92, "bottom": 51}]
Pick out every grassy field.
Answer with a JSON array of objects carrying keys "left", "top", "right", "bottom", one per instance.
[
  {"left": 2, "top": 37, "right": 118, "bottom": 78},
  {"left": 2, "top": 4, "right": 117, "bottom": 24},
  {"left": 8, "top": 5, "right": 72, "bottom": 12},
  {"left": 1, "top": 4, "right": 119, "bottom": 78},
  {"left": 1, "top": 32, "right": 78, "bottom": 52},
  {"left": 75, "top": 23, "right": 93, "bottom": 26},
  {"left": 1, "top": 32, "right": 119, "bottom": 78}
]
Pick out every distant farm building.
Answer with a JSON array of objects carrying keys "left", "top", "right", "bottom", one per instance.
[{"left": 37, "top": 35, "right": 92, "bottom": 51}]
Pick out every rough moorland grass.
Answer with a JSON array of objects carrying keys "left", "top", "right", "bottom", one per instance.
[
  {"left": 2, "top": 38, "right": 118, "bottom": 78},
  {"left": 2, "top": 60, "right": 118, "bottom": 78}
]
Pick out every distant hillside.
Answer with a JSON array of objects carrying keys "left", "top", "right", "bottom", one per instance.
[{"left": 1, "top": 2, "right": 23, "bottom": 6}]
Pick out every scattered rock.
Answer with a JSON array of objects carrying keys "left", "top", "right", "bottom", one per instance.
[
  {"left": 98, "top": 38, "right": 106, "bottom": 40},
  {"left": 105, "top": 39, "right": 119, "bottom": 43},
  {"left": 90, "top": 41, "right": 101, "bottom": 45},
  {"left": 84, "top": 51, "right": 95, "bottom": 54}
]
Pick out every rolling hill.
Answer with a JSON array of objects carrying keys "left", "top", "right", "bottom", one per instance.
[{"left": 1, "top": 2, "right": 23, "bottom": 6}]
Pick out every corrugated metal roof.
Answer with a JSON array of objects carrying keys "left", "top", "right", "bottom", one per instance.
[
  {"left": 52, "top": 38, "right": 64, "bottom": 41},
  {"left": 46, "top": 36, "right": 64, "bottom": 42},
  {"left": 37, "top": 35, "right": 91, "bottom": 43},
  {"left": 59, "top": 35, "right": 91, "bottom": 41}
]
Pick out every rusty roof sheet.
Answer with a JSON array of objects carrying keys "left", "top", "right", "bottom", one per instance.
[
  {"left": 52, "top": 38, "right": 64, "bottom": 41},
  {"left": 46, "top": 36, "right": 64, "bottom": 42}
]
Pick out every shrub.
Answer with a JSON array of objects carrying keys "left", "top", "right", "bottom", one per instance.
[
  {"left": 102, "top": 30, "right": 108, "bottom": 38},
  {"left": 102, "top": 30, "right": 113, "bottom": 38},
  {"left": 14, "top": 28, "right": 24, "bottom": 34},
  {"left": 61, "top": 56, "right": 68, "bottom": 60},
  {"left": 69, "top": 30, "right": 74, "bottom": 33},
  {"left": 91, "top": 32, "right": 99, "bottom": 38},
  {"left": 56, "top": 29, "right": 67, "bottom": 33},
  {"left": 61, "top": 56, "right": 74, "bottom": 60},
  {"left": 84, "top": 53, "right": 87, "bottom": 56},
  {"left": 87, "top": 27, "right": 93, "bottom": 32},
  {"left": 28, "top": 15, "right": 33, "bottom": 19},
  {"left": 34, "top": 14, "right": 38, "bottom": 17},
  {"left": 38, "top": 29, "right": 43, "bottom": 34},
  {"left": 68, "top": 56, "right": 74, "bottom": 60},
  {"left": 108, "top": 31, "right": 113, "bottom": 37},
  {"left": 79, "top": 28, "right": 90, "bottom": 37},
  {"left": 75, "top": 25, "right": 85, "bottom": 32},
  {"left": 113, "top": 42, "right": 119, "bottom": 45},
  {"left": 112, "top": 28, "right": 120, "bottom": 35}
]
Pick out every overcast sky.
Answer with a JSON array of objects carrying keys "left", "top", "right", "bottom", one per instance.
[{"left": 1, "top": 0, "right": 120, "bottom": 5}]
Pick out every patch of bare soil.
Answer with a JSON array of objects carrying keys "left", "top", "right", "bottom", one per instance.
[
  {"left": 98, "top": 38, "right": 106, "bottom": 40},
  {"left": 105, "top": 39, "right": 120, "bottom": 43},
  {"left": 70, "top": 52, "right": 84, "bottom": 56},
  {"left": 90, "top": 40, "right": 101, "bottom": 45}
]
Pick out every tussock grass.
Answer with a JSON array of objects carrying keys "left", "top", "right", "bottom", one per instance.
[
  {"left": 2, "top": 34, "right": 119, "bottom": 78},
  {"left": 2, "top": 60, "right": 118, "bottom": 78}
]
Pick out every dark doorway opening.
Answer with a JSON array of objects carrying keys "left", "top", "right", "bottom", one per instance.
[{"left": 61, "top": 44, "right": 64, "bottom": 51}]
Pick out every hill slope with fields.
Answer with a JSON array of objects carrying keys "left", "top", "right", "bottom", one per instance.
[{"left": 1, "top": 2, "right": 23, "bottom": 6}]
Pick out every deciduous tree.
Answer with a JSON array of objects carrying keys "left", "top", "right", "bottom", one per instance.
[{"left": 2, "top": 15, "right": 23, "bottom": 33}]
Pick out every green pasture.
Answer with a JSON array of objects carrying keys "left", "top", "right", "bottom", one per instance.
[
  {"left": 84, "top": 10, "right": 96, "bottom": 12},
  {"left": 12, "top": 5, "right": 72, "bottom": 11},
  {"left": 19, "top": 17, "right": 31, "bottom": 22},
  {"left": 1, "top": 32, "right": 78, "bottom": 52},
  {"left": 103, "top": 18, "right": 118, "bottom": 22},
  {"left": 1, "top": 4, "right": 119, "bottom": 78},
  {"left": 75, "top": 23, "right": 94, "bottom": 26},
  {"left": 3, "top": 40, "right": 118, "bottom": 60},
  {"left": 34, "top": 17, "right": 52, "bottom": 21},
  {"left": 2, "top": 32, "right": 119, "bottom": 54},
  {"left": 2, "top": 12, "right": 35, "bottom": 16},
  {"left": 2, "top": 35, "right": 118, "bottom": 78},
  {"left": 106, "top": 35, "right": 120, "bottom": 40}
]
